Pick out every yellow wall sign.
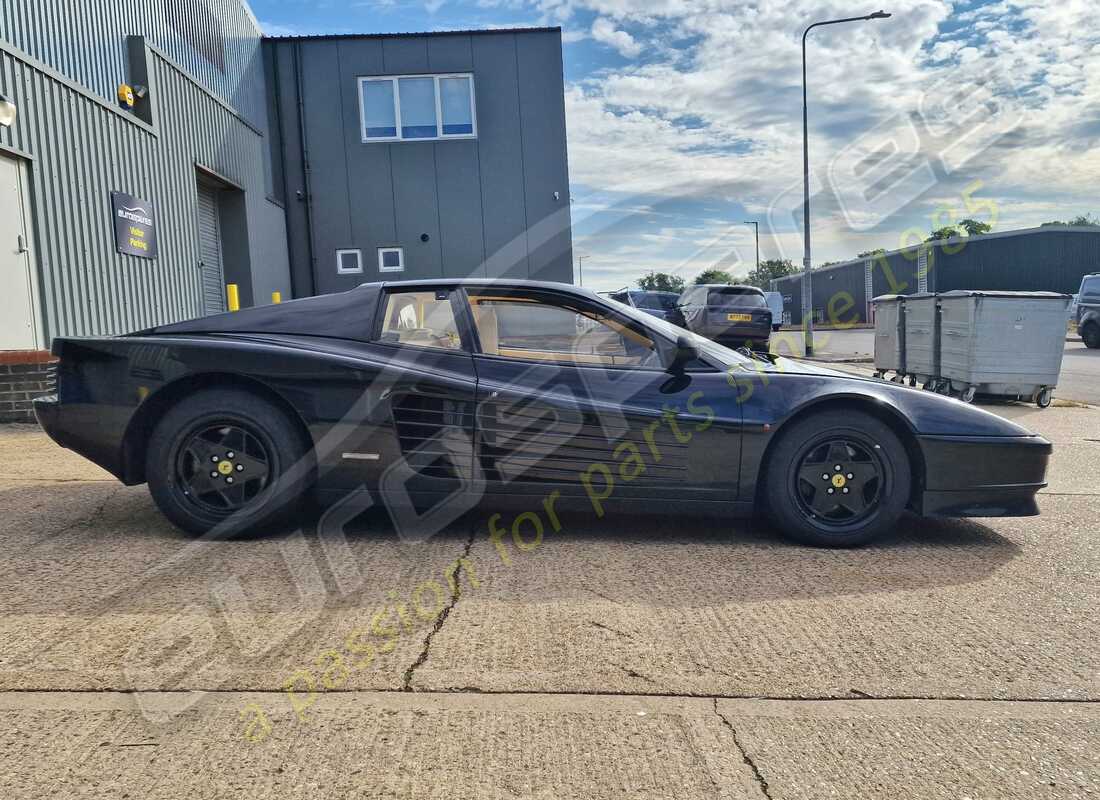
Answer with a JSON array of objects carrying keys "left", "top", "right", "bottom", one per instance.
[{"left": 117, "top": 83, "right": 135, "bottom": 109}]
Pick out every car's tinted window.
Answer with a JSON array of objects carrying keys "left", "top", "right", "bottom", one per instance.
[
  {"left": 377, "top": 290, "right": 462, "bottom": 350},
  {"left": 633, "top": 292, "right": 678, "bottom": 310},
  {"left": 708, "top": 289, "right": 766, "bottom": 308},
  {"left": 467, "top": 292, "right": 660, "bottom": 368},
  {"left": 1082, "top": 276, "right": 1100, "bottom": 295}
]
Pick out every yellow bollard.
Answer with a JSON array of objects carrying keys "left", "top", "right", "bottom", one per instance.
[
  {"left": 272, "top": 291, "right": 282, "bottom": 304},
  {"left": 226, "top": 284, "right": 240, "bottom": 312}
]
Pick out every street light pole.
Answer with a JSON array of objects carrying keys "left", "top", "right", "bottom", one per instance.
[
  {"left": 742, "top": 220, "right": 759, "bottom": 277},
  {"left": 577, "top": 255, "right": 588, "bottom": 287},
  {"left": 801, "top": 9, "right": 890, "bottom": 357}
]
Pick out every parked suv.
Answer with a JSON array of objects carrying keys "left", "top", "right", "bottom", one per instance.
[
  {"left": 678, "top": 284, "right": 773, "bottom": 350},
  {"left": 1078, "top": 273, "right": 1100, "bottom": 349},
  {"left": 607, "top": 290, "right": 686, "bottom": 327}
]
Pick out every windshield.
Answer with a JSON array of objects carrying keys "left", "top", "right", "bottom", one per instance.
[
  {"left": 708, "top": 289, "right": 766, "bottom": 308},
  {"left": 602, "top": 295, "right": 753, "bottom": 369},
  {"left": 633, "top": 292, "right": 679, "bottom": 310}
]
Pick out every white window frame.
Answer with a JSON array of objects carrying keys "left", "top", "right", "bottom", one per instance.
[
  {"left": 358, "top": 73, "right": 477, "bottom": 143},
  {"left": 378, "top": 246, "right": 405, "bottom": 273},
  {"left": 336, "top": 248, "right": 363, "bottom": 275}
]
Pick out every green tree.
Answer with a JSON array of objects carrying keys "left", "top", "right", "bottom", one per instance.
[
  {"left": 744, "top": 258, "right": 798, "bottom": 289},
  {"left": 694, "top": 269, "right": 734, "bottom": 285},
  {"left": 926, "top": 226, "right": 959, "bottom": 241},
  {"left": 958, "top": 218, "right": 991, "bottom": 236},
  {"left": 636, "top": 271, "right": 685, "bottom": 294},
  {"left": 1069, "top": 213, "right": 1100, "bottom": 227},
  {"left": 857, "top": 248, "right": 886, "bottom": 258}
]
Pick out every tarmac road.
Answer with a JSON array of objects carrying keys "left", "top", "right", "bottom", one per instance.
[
  {"left": 0, "top": 402, "right": 1098, "bottom": 799},
  {"left": 773, "top": 328, "right": 1100, "bottom": 406}
]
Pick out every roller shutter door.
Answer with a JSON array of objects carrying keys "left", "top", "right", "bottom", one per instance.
[{"left": 197, "top": 184, "right": 226, "bottom": 314}]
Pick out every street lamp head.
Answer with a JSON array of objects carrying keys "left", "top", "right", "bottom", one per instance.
[{"left": 867, "top": 10, "right": 891, "bottom": 18}]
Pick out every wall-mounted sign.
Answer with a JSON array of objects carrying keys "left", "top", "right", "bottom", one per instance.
[{"left": 111, "top": 191, "right": 158, "bottom": 259}]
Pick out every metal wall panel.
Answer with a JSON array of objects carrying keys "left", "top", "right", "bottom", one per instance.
[
  {"left": 0, "top": 43, "right": 290, "bottom": 341},
  {"left": 268, "top": 29, "right": 574, "bottom": 293},
  {"left": 772, "top": 229, "right": 1100, "bottom": 325},
  {"left": 0, "top": 0, "right": 266, "bottom": 129}
]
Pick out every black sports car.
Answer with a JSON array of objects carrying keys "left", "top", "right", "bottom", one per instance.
[{"left": 34, "top": 279, "right": 1051, "bottom": 547}]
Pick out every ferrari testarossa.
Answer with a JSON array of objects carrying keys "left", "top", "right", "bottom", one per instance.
[{"left": 34, "top": 279, "right": 1051, "bottom": 547}]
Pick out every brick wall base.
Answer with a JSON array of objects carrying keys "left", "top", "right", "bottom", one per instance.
[{"left": 0, "top": 351, "right": 56, "bottom": 424}]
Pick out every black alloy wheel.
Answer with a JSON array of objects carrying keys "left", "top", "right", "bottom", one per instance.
[
  {"left": 792, "top": 437, "right": 884, "bottom": 529},
  {"left": 175, "top": 422, "right": 272, "bottom": 514},
  {"left": 146, "top": 388, "right": 312, "bottom": 537},
  {"left": 764, "top": 409, "right": 911, "bottom": 547}
]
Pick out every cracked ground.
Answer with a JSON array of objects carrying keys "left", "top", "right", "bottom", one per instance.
[{"left": 0, "top": 401, "right": 1098, "bottom": 799}]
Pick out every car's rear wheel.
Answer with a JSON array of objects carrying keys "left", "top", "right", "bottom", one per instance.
[
  {"left": 764, "top": 410, "right": 912, "bottom": 547},
  {"left": 1082, "top": 322, "right": 1100, "bottom": 349},
  {"left": 146, "top": 388, "right": 313, "bottom": 537}
]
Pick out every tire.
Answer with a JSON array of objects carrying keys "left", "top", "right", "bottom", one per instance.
[
  {"left": 1035, "top": 387, "right": 1053, "bottom": 409},
  {"left": 1082, "top": 322, "right": 1100, "bottom": 349},
  {"left": 763, "top": 409, "right": 912, "bottom": 547},
  {"left": 961, "top": 386, "right": 976, "bottom": 403},
  {"left": 146, "top": 388, "right": 313, "bottom": 537}
]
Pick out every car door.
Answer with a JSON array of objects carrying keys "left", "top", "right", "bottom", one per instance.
[
  {"left": 326, "top": 287, "right": 478, "bottom": 512},
  {"left": 458, "top": 287, "right": 741, "bottom": 505}
]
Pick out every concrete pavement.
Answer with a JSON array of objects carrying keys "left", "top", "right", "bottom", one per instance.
[{"left": 0, "top": 402, "right": 1098, "bottom": 798}]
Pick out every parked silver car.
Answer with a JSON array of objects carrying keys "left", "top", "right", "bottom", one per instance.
[{"left": 1077, "top": 273, "right": 1100, "bottom": 349}]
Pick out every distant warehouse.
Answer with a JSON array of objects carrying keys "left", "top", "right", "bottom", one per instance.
[{"left": 772, "top": 226, "right": 1100, "bottom": 326}]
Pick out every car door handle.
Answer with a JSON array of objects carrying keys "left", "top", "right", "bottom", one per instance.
[{"left": 17, "top": 234, "right": 28, "bottom": 254}]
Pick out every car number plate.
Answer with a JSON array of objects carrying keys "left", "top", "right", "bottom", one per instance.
[{"left": 727, "top": 313, "right": 752, "bottom": 322}]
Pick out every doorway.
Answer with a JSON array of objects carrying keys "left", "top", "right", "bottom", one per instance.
[
  {"left": 196, "top": 179, "right": 226, "bottom": 314},
  {"left": 0, "top": 152, "right": 39, "bottom": 349}
]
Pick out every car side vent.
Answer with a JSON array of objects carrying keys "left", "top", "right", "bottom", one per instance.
[{"left": 391, "top": 394, "right": 475, "bottom": 481}]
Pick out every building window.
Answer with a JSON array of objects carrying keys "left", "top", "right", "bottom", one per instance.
[
  {"left": 359, "top": 74, "right": 476, "bottom": 142},
  {"left": 336, "top": 249, "right": 363, "bottom": 275},
  {"left": 378, "top": 247, "right": 405, "bottom": 273}
]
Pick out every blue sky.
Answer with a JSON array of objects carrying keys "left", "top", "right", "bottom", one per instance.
[{"left": 252, "top": 1, "right": 1099, "bottom": 292}]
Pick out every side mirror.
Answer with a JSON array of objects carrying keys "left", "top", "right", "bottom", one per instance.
[{"left": 665, "top": 333, "right": 700, "bottom": 373}]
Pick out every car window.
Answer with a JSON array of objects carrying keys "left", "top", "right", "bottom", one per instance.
[
  {"left": 707, "top": 289, "right": 766, "bottom": 308},
  {"left": 377, "top": 290, "right": 462, "bottom": 350},
  {"left": 634, "top": 292, "right": 678, "bottom": 310},
  {"left": 467, "top": 292, "right": 661, "bottom": 368},
  {"left": 1083, "top": 276, "right": 1100, "bottom": 295}
]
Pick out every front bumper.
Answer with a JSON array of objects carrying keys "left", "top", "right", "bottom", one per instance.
[{"left": 916, "top": 433, "right": 1052, "bottom": 517}]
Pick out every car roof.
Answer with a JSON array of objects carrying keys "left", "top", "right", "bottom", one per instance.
[{"left": 697, "top": 284, "right": 764, "bottom": 293}]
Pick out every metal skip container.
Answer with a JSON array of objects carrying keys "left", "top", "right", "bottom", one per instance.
[
  {"left": 902, "top": 293, "right": 940, "bottom": 388},
  {"left": 937, "top": 290, "right": 1071, "bottom": 407},
  {"left": 872, "top": 295, "right": 907, "bottom": 382}
]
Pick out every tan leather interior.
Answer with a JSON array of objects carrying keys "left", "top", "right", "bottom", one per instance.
[{"left": 472, "top": 303, "right": 500, "bottom": 355}]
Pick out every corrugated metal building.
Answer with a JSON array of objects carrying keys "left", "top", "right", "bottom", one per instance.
[
  {"left": 0, "top": 0, "right": 291, "bottom": 350},
  {"left": 0, "top": 7, "right": 573, "bottom": 355},
  {"left": 771, "top": 226, "right": 1100, "bottom": 326},
  {"left": 264, "top": 29, "right": 573, "bottom": 296}
]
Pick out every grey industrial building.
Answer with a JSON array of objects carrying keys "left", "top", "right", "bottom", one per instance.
[
  {"left": 0, "top": 0, "right": 572, "bottom": 358},
  {"left": 772, "top": 226, "right": 1100, "bottom": 327}
]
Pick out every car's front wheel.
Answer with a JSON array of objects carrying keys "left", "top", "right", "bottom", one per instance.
[
  {"left": 1082, "top": 322, "right": 1100, "bottom": 349},
  {"left": 146, "top": 388, "right": 313, "bottom": 537},
  {"left": 764, "top": 409, "right": 912, "bottom": 547}
]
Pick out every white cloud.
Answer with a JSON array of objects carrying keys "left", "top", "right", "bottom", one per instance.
[{"left": 590, "top": 17, "right": 643, "bottom": 58}]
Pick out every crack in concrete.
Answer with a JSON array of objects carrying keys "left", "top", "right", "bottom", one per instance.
[
  {"left": 401, "top": 520, "right": 477, "bottom": 691},
  {"left": 29, "top": 485, "right": 122, "bottom": 550},
  {"left": 713, "top": 697, "right": 773, "bottom": 800}
]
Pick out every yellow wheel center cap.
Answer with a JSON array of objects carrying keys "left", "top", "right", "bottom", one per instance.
[
  {"left": 831, "top": 474, "right": 847, "bottom": 489},
  {"left": 217, "top": 460, "right": 234, "bottom": 476}
]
